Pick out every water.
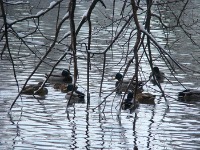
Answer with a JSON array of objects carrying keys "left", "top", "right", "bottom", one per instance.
[{"left": 1, "top": 0, "right": 200, "bottom": 149}]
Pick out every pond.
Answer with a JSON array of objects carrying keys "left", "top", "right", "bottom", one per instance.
[{"left": 1, "top": 0, "right": 200, "bottom": 150}]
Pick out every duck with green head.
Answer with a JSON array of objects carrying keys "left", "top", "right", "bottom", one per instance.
[
  {"left": 115, "top": 73, "right": 143, "bottom": 94},
  {"left": 65, "top": 84, "right": 85, "bottom": 104},
  {"left": 178, "top": 89, "right": 200, "bottom": 101},
  {"left": 149, "top": 67, "right": 165, "bottom": 85},
  {"left": 121, "top": 91, "right": 139, "bottom": 110},
  {"left": 121, "top": 92, "right": 134, "bottom": 110},
  {"left": 45, "top": 69, "right": 72, "bottom": 83}
]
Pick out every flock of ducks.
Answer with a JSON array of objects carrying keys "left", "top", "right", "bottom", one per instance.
[
  {"left": 115, "top": 67, "right": 159, "bottom": 110},
  {"left": 116, "top": 67, "right": 200, "bottom": 110},
  {"left": 21, "top": 69, "right": 85, "bottom": 104},
  {"left": 21, "top": 67, "right": 200, "bottom": 107}
]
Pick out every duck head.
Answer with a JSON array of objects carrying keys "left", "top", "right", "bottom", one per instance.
[
  {"left": 153, "top": 67, "right": 160, "bottom": 74},
  {"left": 62, "top": 69, "right": 71, "bottom": 77},
  {"left": 67, "top": 84, "right": 78, "bottom": 91},
  {"left": 127, "top": 91, "right": 134, "bottom": 99},
  {"left": 115, "top": 73, "right": 123, "bottom": 81}
]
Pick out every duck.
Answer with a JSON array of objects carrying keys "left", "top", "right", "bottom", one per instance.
[
  {"left": 121, "top": 92, "right": 139, "bottom": 110},
  {"left": 115, "top": 73, "right": 144, "bottom": 94},
  {"left": 45, "top": 69, "right": 72, "bottom": 83},
  {"left": 121, "top": 92, "right": 134, "bottom": 110},
  {"left": 178, "top": 89, "right": 200, "bottom": 101},
  {"left": 136, "top": 92, "right": 155, "bottom": 105},
  {"left": 21, "top": 81, "right": 48, "bottom": 96},
  {"left": 65, "top": 84, "right": 85, "bottom": 104},
  {"left": 21, "top": 82, "right": 43, "bottom": 95},
  {"left": 149, "top": 67, "right": 165, "bottom": 85}
]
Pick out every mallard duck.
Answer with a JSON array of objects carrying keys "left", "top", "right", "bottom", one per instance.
[
  {"left": 178, "top": 89, "right": 200, "bottom": 101},
  {"left": 65, "top": 84, "right": 85, "bottom": 104},
  {"left": 115, "top": 73, "right": 143, "bottom": 94},
  {"left": 149, "top": 67, "right": 165, "bottom": 85},
  {"left": 121, "top": 92, "right": 134, "bottom": 110},
  {"left": 21, "top": 82, "right": 43, "bottom": 95},
  {"left": 21, "top": 82, "right": 48, "bottom": 96},
  {"left": 121, "top": 92, "right": 139, "bottom": 110},
  {"left": 45, "top": 69, "right": 72, "bottom": 83},
  {"left": 136, "top": 92, "right": 155, "bottom": 105}
]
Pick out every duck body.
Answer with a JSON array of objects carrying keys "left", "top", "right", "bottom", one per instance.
[
  {"left": 65, "top": 84, "right": 85, "bottom": 104},
  {"left": 115, "top": 73, "right": 143, "bottom": 94},
  {"left": 53, "top": 83, "right": 71, "bottom": 93},
  {"left": 45, "top": 69, "right": 72, "bottom": 83},
  {"left": 115, "top": 80, "right": 143, "bottom": 94},
  {"left": 178, "top": 89, "right": 200, "bottom": 101},
  {"left": 136, "top": 93, "right": 155, "bottom": 105},
  {"left": 65, "top": 91, "right": 85, "bottom": 102},
  {"left": 149, "top": 67, "right": 165, "bottom": 85},
  {"left": 21, "top": 82, "right": 48, "bottom": 96},
  {"left": 21, "top": 82, "right": 42, "bottom": 95},
  {"left": 121, "top": 92, "right": 139, "bottom": 110},
  {"left": 21, "top": 88, "right": 35, "bottom": 95},
  {"left": 121, "top": 98, "right": 133, "bottom": 110}
]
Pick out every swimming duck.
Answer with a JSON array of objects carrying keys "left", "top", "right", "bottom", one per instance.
[
  {"left": 65, "top": 84, "right": 85, "bottom": 104},
  {"left": 178, "top": 89, "right": 200, "bottom": 101},
  {"left": 121, "top": 92, "right": 134, "bottom": 110},
  {"left": 21, "top": 82, "right": 43, "bottom": 95},
  {"left": 121, "top": 92, "right": 139, "bottom": 110},
  {"left": 115, "top": 73, "right": 143, "bottom": 94},
  {"left": 45, "top": 69, "right": 72, "bottom": 83},
  {"left": 136, "top": 92, "right": 155, "bottom": 105},
  {"left": 21, "top": 82, "right": 48, "bottom": 96},
  {"left": 149, "top": 67, "right": 165, "bottom": 85}
]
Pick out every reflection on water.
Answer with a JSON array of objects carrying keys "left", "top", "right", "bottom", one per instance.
[{"left": 1, "top": 1, "right": 200, "bottom": 150}]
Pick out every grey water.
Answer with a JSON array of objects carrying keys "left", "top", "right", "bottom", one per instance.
[{"left": 1, "top": 0, "right": 200, "bottom": 150}]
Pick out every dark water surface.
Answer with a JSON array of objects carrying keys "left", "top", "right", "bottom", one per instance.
[{"left": 1, "top": 1, "right": 200, "bottom": 150}]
